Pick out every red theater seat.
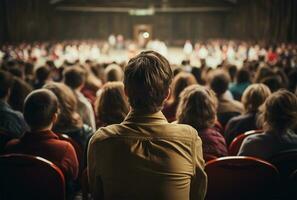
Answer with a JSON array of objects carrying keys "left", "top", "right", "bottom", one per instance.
[
  {"left": 205, "top": 156, "right": 279, "bottom": 200},
  {"left": 0, "top": 154, "right": 65, "bottom": 200},
  {"left": 228, "top": 130, "right": 263, "bottom": 155}
]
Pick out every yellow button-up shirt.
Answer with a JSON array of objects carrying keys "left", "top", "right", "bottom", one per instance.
[{"left": 88, "top": 111, "right": 207, "bottom": 200}]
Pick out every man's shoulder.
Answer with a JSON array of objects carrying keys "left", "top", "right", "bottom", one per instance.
[{"left": 90, "top": 123, "right": 198, "bottom": 144}]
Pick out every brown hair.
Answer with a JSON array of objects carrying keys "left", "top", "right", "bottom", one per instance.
[
  {"left": 24, "top": 89, "right": 58, "bottom": 130},
  {"left": 176, "top": 85, "right": 218, "bottom": 131},
  {"left": 170, "top": 72, "right": 197, "bottom": 104},
  {"left": 95, "top": 82, "right": 129, "bottom": 125},
  {"left": 63, "top": 66, "right": 86, "bottom": 89},
  {"left": 210, "top": 70, "right": 230, "bottom": 97},
  {"left": 124, "top": 51, "right": 173, "bottom": 113},
  {"left": 43, "top": 82, "right": 83, "bottom": 130},
  {"left": 242, "top": 84, "right": 271, "bottom": 113},
  {"left": 261, "top": 89, "right": 297, "bottom": 131},
  {"left": 104, "top": 64, "right": 123, "bottom": 82}
]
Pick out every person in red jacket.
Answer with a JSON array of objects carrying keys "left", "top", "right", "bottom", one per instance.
[{"left": 5, "top": 89, "right": 79, "bottom": 181}]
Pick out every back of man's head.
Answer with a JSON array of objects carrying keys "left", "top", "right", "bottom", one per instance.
[
  {"left": 0, "top": 70, "right": 14, "bottom": 99},
  {"left": 63, "top": 67, "right": 86, "bottom": 89},
  {"left": 124, "top": 51, "right": 173, "bottom": 113},
  {"left": 24, "top": 89, "right": 58, "bottom": 131},
  {"left": 210, "top": 70, "right": 230, "bottom": 97}
]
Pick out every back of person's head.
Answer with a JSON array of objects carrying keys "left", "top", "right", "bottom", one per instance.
[
  {"left": 191, "top": 67, "right": 205, "bottom": 85},
  {"left": 8, "top": 67, "right": 24, "bottom": 79},
  {"left": 0, "top": 70, "right": 14, "bottom": 99},
  {"left": 236, "top": 68, "right": 251, "bottom": 84},
  {"left": 242, "top": 83, "right": 271, "bottom": 113},
  {"left": 124, "top": 51, "right": 173, "bottom": 113},
  {"left": 261, "top": 89, "right": 297, "bottom": 131},
  {"left": 254, "top": 66, "right": 274, "bottom": 83},
  {"left": 43, "top": 82, "right": 82, "bottom": 130},
  {"left": 176, "top": 85, "right": 217, "bottom": 131},
  {"left": 96, "top": 82, "right": 129, "bottom": 125},
  {"left": 35, "top": 66, "right": 50, "bottom": 82},
  {"left": 210, "top": 70, "right": 230, "bottom": 97},
  {"left": 63, "top": 66, "right": 86, "bottom": 89},
  {"left": 172, "top": 72, "right": 197, "bottom": 103},
  {"left": 260, "top": 75, "right": 283, "bottom": 93},
  {"left": 8, "top": 77, "right": 32, "bottom": 112},
  {"left": 104, "top": 64, "right": 123, "bottom": 82},
  {"left": 227, "top": 65, "right": 237, "bottom": 83},
  {"left": 23, "top": 89, "right": 58, "bottom": 131},
  {"left": 288, "top": 69, "right": 297, "bottom": 93}
]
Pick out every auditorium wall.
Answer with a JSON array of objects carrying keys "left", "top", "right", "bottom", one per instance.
[{"left": 0, "top": 0, "right": 296, "bottom": 44}]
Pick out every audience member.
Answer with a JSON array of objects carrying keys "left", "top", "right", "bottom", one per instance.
[
  {"left": 225, "top": 84, "right": 271, "bottom": 145},
  {"left": 95, "top": 81, "right": 129, "bottom": 128},
  {"left": 104, "top": 63, "right": 124, "bottom": 82},
  {"left": 229, "top": 68, "right": 251, "bottom": 100},
  {"left": 163, "top": 72, "right": 197, "bottom": 122},
  {"left": 33, "top": 66, "right": 51, "bottom": 89},
  {"left": 5, "top": 89, "right": 79, "bottom": 181},
  {"left": 8, "top": 77, "right": 32, "bottom": 112},
  {"left": 238, "top": 90, "right": 297, "bottom": 160},
  {"left": 44, "top": 82, "right": 93, "bottom": 151},
  {"left": 210, "top": 70, "right": 244, "bottom": 128},
  {"left": 0, "top": 70, "right": 28, "bottom": 138},
  {"left": 176, "top": 85, "right": 228, "bottom": 157},
  {"left": 88, "top": 51, "right": 207, "bottom": 200},
  {"left": 63, "top": 66, "right": 96, "bottom": 131}
]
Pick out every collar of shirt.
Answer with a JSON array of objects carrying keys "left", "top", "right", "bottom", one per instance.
[
  {"left": 21, "top": 130, "right": 59, "bottom": 141},
  {"left": 123, "top": 110, "right": 168, "bottom": 125}
]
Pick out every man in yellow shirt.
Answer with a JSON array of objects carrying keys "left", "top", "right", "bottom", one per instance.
[{"left": 88, "top": 51, "right": 207, "bottom": 200}]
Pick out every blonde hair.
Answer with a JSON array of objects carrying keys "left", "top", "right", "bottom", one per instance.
[
  {"left": 176, "top": 84, "right": 218, "bottom": 131},
  {"left": 242, "top": 83, "right": 271, "bottom": 113},
  {"left": 260, "top": 89, "right": 297, "bottom": 131},
  {"left": 95, "top": 82, "right": 129, "bottom": 125}
]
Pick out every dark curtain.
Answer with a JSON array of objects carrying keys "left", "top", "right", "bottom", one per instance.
[
  {"left": 0, "top": 0, "right": 296, "bottom": 43},
  {"left": 225, "top": 0, "right": 297, "bottom": 42}
]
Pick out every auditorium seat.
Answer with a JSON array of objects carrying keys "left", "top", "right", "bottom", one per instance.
[
  {"left": 205, "top": 156, "right": 279, "bottom": 200},
  {"left": 228, "top": 130, "right": 263, "bottom": 155},
  {"left": 0, "top": 153, "right": 65, "bottom": 200},
  {"left": 203, "top": 154, "right": 217, "bottom": 162}
]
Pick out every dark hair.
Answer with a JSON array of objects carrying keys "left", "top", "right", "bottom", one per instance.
[
  {"left": 63, "top": 66, "right": 86, "bottom": 89},
  {"left": 104, "top": 64, "right": 123, "bottom": 82},
  {"left": 23, "top": 89, "right": 58, "bottom": 130},
  {"left": 210, "top": 70, "right": 230, "bottom": 97},
  {"left": 35, "top": 66, "right": 50, "bottom": 82},
  {"left": 0, "top": 70, "right": 14, "bottom": 99},
  {"left": 236, "top": 68, "right": 250, "bottom": 84},
  {"left": 96, "top": 82, "right": 129, "bottom": 125},
  {"left": 124, "top": 51, "right": 173, "bottom": 113},
  {"left": 171, "top": 72, "right": 197, "bottom": 104},
  {"left": 8, "top": 77, "right": 32, "bottom": 112}
]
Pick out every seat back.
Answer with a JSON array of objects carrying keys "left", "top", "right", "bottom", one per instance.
[
  {"left": 228, "top": 130, "right": 263, "bottom": 155},
  {"left": 205, "top": 156, "right": 279, "bottom": 200},
  {"left": 203, "top": 154, "right": 217, "bottom": 163},
  {"left": 81, "top": 168, "right": 90, "bottom": 200},
  {"left": 0, "top": 154, "right": 65, "bottom": 200}
]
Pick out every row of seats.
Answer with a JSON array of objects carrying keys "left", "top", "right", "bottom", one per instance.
[{"left": 1, "top": 130, "right": 296, "bottom": 200}]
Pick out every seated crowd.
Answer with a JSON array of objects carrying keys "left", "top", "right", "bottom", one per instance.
[{"left": 0, "top": 40, "right": 297, "bottom": 200}]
